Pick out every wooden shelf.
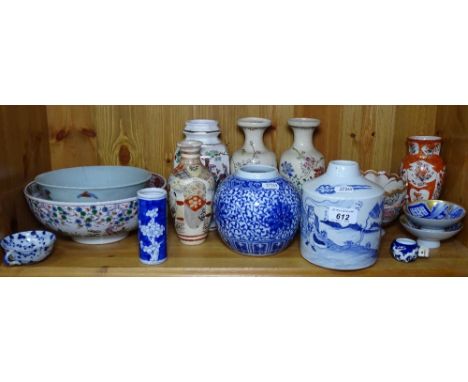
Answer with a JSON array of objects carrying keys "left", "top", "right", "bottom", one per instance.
[{"left": 1, "top": 223, "right": 467, "bottom": 276}]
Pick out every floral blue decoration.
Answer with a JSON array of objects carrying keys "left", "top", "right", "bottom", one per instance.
[
  {"left": 138, "top": 198, "right": 167, "bottom": 264},
  {"left": 214, "top": 175, "right": 301, "bottom": 256}
]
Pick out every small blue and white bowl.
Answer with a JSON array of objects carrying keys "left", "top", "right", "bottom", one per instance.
[
  {"left": 1, "top": 230, "right": 56, "bottom": 266},
  {"left": 404, "top": 200, "right": 465, "bottom": 229},
  {"left": 390, "top": 237, "right": 429, "bottom": 263}
]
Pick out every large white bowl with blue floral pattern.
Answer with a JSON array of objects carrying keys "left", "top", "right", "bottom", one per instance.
[
  {"left": 24, "top": 182, "right": 139, "bottom": 245},
  {"left": 214, "top": 165, "right": 301, "bottom": 256},
  {"left": 35, "top": 165, "right": 151, "bottom": 202}
]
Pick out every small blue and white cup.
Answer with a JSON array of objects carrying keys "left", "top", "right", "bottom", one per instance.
[
  {"left": 391, "top": 238, "right": 430, "bottom": 263},
  {"left": 1, "top": 230, "right": 56, "bottom": 266},
  {"left": 137, "top": 188, "right": 168, "bottom": 265}
]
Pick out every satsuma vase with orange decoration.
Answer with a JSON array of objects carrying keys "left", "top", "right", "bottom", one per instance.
[
  {"left": 168, "top": 140, "right": 216, "bottom": 245},
  {"left": 400, "top": 136, "right": 446, "bottom": 202}
]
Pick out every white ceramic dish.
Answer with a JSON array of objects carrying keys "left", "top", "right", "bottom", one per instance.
[
  {"left": 404, "top": 200, "right": 465, "bottom": 229},
  {"left": 35, "top": 165, "right": 152, "bottom": 202},
  {"left": 399, "top": 215, "right": 463, "bottom": 249}
]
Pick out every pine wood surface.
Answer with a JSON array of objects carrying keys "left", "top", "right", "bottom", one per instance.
[
  {"left": 0, "top": 106, "right": 50, "bottom": 237},
  {"left": 435, "top": 106, "right": 468, "bottom": 246},
  {"left": 1, "top": 223, "right": 467, "bottom": 277},
  {"left": 47, "top": 106, "right": 442, "bottom": 179}
]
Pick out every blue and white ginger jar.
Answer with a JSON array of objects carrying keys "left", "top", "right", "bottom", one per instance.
[
  {"left": 214, "top": 165, "right": 301, "bottom": 256},
  {"left": 301, "top": 160, "right": 385, "bottom": 270}
]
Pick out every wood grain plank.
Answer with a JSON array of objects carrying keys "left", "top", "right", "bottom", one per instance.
[
  {"left": 0, "top": 223, "right": 466, "bottom": 276},
  {"left": 47, "top": 106, "right": 97, "bottom": 169},
  {"left": 435, "top": 105, "right": 468, "bottom": 246},
  {"left": 0, "top": 106, "right": 51, "bottom": 237},
  {"left": 339, "top": 106, "right": 396, "bottom": 171}
]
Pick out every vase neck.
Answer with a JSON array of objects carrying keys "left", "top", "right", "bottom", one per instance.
[
  {"left": 184, "top": 131, "right": 221, "bottom": 145},
  {"left": 326, "top": 160, "right": 361, "bottom": 178},
  {"left": 236, "top": 164, "right": 279, "bottom": 180},
  {"left": 178, "top": 140, "right": 203, "bottom": 167},
  {"left": 407, "top": 136, "right": 442, "bottom": 156},
  {"left": 180, "top": 155, "right": 202, "bottom": 167},
  {"left": 242, "top": 127, "right": 268, "bottom": 152},
  {"left": 292, "top": 127, "right": 314, "bottom": 151}
]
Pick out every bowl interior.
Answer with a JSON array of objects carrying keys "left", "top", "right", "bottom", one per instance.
[
  {"left": 406, "top": 200, "right": 465, "bottom": 220},
  {"left": 36, "top": 166, "right": 151, "bottom": 189},
  {"left": 25, "top": 182, "right": 138, "bottom": 206}
]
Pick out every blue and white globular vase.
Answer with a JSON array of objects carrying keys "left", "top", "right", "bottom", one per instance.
[
  {"left": 301, "top": 160, "right": 385, "bottom": 270},
  {"left": 214, "top": 165, "right": 301, "bottom": 256},
  {"left": 137, "top": 188, "right": 168, "bottom": 265}
]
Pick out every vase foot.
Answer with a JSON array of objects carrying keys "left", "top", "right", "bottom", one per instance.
[
  {"left": 72, "top": 232, "right": 129, "bottom": 245},
  {"left": 178, "top": 234, "right": 207, "bottom": 245},
  {"left": 416, "top": 239, "right": 440, "bottom": 249}
]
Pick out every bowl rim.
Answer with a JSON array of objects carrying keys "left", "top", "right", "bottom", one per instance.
[
  {"left": 400, "top": 215, "right": 463, "bottom": 233},
  {"left": 35, "top": 165, "right": 152, "bottom": 191},
  {"left": 404, "top": 200, "right": 466, "bottom": 220},
  {"left": 362, "top": 169, "right": 407, "bottom": 196},
  {"left": 24, "top": 181, "right": 138, "bottom": 206}
]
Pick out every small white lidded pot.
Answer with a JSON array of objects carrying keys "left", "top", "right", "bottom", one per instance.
[{"left": 390, "top": 237, "right": 429, "bottom": 263}]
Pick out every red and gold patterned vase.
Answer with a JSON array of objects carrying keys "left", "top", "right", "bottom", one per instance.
[
  {"left": 168, "top": 140, "right": 216, "bottom": 245},
  {"left": 400, "top": 136, "right": 446, "bottom": 202}
]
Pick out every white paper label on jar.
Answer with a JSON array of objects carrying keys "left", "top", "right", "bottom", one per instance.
[
  {"left": 334, "top": 185, "right": 354, "bottom": 193},
  {"left": 262, "top": 183, "right": 279, "bottom": 190},
  {"left": 328, "top": 206, "right": 358, "bottom": 225}
]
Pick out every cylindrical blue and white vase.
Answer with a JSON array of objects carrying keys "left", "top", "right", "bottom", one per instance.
[
  {"left": 137, "top": 188, "right": 168, "bottom": 265},
  {"left": 301, "top": 160, "right": 385, "bottom": 270}
]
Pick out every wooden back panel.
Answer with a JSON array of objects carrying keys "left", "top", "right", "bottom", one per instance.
[{"left": 0, "top": 106, "right": 51, "bottom": 237}]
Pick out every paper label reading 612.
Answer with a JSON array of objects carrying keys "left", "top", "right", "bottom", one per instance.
[{"left": 328, "top": 207, "right": 358, "bottom": 225}]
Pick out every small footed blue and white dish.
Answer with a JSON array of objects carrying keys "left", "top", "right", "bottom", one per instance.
[
  {"left": 390, "top": 237, "right": 429, "bottom": 263},
  {"left": 404, "top": 200, "right": 465, "bottom": 229},
  {"left": 1, "top": 230, "right": 56, "bottom": 266},
  {"left": 399, "top": 215, "right": 463, "bottom": 249}
]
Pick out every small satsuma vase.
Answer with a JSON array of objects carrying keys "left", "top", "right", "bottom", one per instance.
[
  {"left": 214, "top": 165, "right": 301, "bottom": 256},
  {"left": 168, "top": 140, "right": 216, "bottom": 245},
  {"left": 400, "top": 136, "right": 446, "bottom": 202},
  {"left": 279, "top": 118, "right": 325, "bottom": 191},
  {"left": 174, "top": 119, "right": 230, "bottom": 231},
  {"left": 230, "top": 117, "right": 276, "bottom": 173}
]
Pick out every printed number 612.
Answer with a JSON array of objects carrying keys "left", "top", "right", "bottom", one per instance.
[{"left": 336, "top": 213, "right": 350, "bottom": 221}]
